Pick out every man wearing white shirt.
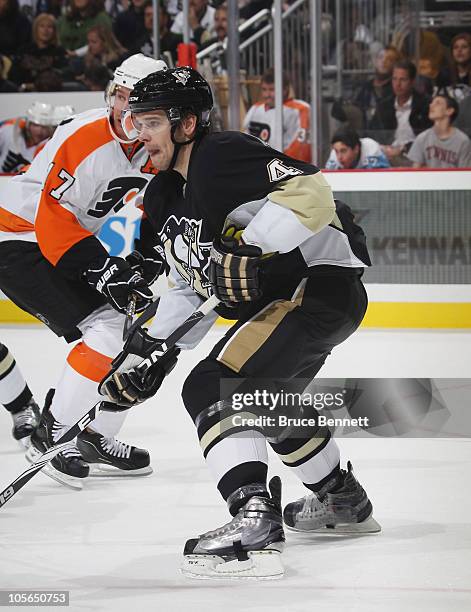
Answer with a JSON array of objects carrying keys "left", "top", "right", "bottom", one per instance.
[
  {"left": 171, "top": 0, "right": 216, "bottom": 46},
  {"left": 369, "top": 60, "right": 432, "bottom": 165}
]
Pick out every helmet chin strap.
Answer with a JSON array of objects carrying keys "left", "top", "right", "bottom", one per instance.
[
  {"left": 108, "top": 113, "right": 137, "bottom": 145},
  {"left": 168, "top": 121, "right": 201, "bottom": 171}
]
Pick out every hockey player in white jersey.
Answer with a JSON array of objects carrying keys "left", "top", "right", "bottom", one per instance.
[
  {"left": 0, "top": 102, "right": 57, "bottom": 174},
  {"left": 0, "top": 343, "right": 40, "bottom": 447},
  {"left": 0, "top": 54, "right": 167, "bottom": 489},
  {"left": 101, "top": 68, "right": 381, "bottom": 579}
]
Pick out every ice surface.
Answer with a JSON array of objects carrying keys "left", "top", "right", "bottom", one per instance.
[{"left": 0, "top": 326, "right": 470, "bottom": 612}]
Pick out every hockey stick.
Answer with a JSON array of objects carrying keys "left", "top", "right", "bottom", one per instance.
[
  {"left": 123, "top": 295, "right": 137, "bottom": 341},
  {"left": 0, "top": 294, "right": 220, "bottom": 510},
  {"left": 0, "top": 403, "right": 101, "bottom": 509},
  {"left": 98, "top": 293, "right": 220, "bottom": 395}
]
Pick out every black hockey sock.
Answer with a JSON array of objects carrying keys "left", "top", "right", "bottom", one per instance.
[
  {"left": 304, "top": 463, "right": 342, "bottom": 497},
  {"left": 2, "top": 385, "right": 33, "bottom": 414}
]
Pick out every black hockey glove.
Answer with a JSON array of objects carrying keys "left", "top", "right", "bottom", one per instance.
[
  {"left": 125, "top": 238, "right": 166, "bottom": 285},
  {"left": 84, "top": 256, "right": 153, "bottom": 315},
  {"left": 209, "top": 226, "right": 270, "bottom": 307},
  {"left": 100, "top": 327, "right": 180, "bottom": 407}
]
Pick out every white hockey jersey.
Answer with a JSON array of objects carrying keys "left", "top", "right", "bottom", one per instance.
[
  {"left": 243, "top": 99, "right": 311, "bottom": 162},
  {"left": 0, "top": 108, "right": 157, "bottom": 271},
  {"left": 0, "top": 119, "right": 48, "bottom": 174}
]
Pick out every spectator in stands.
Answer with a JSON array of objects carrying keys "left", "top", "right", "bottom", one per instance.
[
  {"left": 354, "top": 46, "right": 400, "bottom": 127},
  {"left": 243, "top": 68, "right": 311, "bottom": 162},
  {"left": 80, "top": 24, "right": 126, "bottom": 72},
  {"left": 9, "top": 14, "right": 68, "bottom": 91},
  {"left": 113, "top": 0, "right": 147, "bottom": 51},
  {"left": 325, "top": 127, "right": 390, "bottom": 170},
  {"left": 407, "top": 93, "right": 471, "bottom": 168},
  {"left": 455, "top": 94, "right": 471, "bottom": 139},
  {"left": 57, "top": 0, "right": 111, "bottom": 52},
  {"left": 33, "top": 67, "right": 63, "bottom": 91},
  {"left": 82, "top": 62, "right": 111, "bottom": 90},
  {"left": 0, "top": 0, "right": 32, "bottom": 58},
  {"left": 449, "top": 33, "right": 471, "bottom": 88},
  {"left": 369, "top": 60, "right": 432, "bottom": 165},
  {"left": 134, "top": 1, "right": 182, "bottom": 62},
  {"left": 200, "top": 2, "right": 228, "bottom": 46},
  {"left": 0, "top": 54, "right": 17, "bottom": 92},
  {"left": 171, "top": 0, "right": 216, "bottom": 47},
  {"left": 0, "top": 102, "right": 55, "bottom": 173}
]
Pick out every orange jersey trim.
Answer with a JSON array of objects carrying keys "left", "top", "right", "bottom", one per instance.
[
  {"left": 0, "top": 207, "right": 34, "bottom": 232},
  {"left": 35, "top": 117, "right": 113, "bottom": 265},
  {"left": 67, "top": 341, "right": 112, "bottom": 382},
  {"left": 284, "top": 99, "right": 311, "bottom": 163}
]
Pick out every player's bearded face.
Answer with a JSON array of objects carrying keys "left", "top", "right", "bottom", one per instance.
[{"left": 134, "top": 111, "right": 174, "bottom": 170}]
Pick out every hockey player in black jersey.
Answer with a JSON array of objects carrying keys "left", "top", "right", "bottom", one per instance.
[
  {"left": 102, "top": 67, "right": 381, "bottom": 579},
  {"left": 0, "top": 343, "right": 39, "bottom": 447}
]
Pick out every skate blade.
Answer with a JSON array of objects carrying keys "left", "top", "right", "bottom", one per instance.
[
  {"left": 25, "top": 445, "right": 84, "bottom": 491},
  {"left": 287, "top": 515, "right": 382, "bottom": 535},
  {"left": 181, "top": 550, "right": 284, "bottom": 581},
  {"left": 88, "top": 464, "right": 153, "bottom": 477}
]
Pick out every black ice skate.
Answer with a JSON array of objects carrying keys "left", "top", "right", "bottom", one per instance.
[
  {"left": 283, "top": 462, "right": 381, "bottom": 534},
  {"left": 26, "top": 389, "right": 89, "bottom": 490},
  {"left": 11, "top": 398, "right": 40, "bottom": 447},
  {"left": 181, "top": 477, "right": 285, "bottom": 580},
  {"left": 76, "top": 430, "right": 152, "bottom": 477}
]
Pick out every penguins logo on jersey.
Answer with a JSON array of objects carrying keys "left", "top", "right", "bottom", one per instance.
[{"left": 159, "top": 215, "right": 212, "bottom": 297}]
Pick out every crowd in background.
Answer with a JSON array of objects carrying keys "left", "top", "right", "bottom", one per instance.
[{"left": 0, "top": 0, "right": 470, "bottom": 169}]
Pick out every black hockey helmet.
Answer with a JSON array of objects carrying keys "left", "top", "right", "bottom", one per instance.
[{"left": 128, "top": 67, "right": 213, "bottom": 129}]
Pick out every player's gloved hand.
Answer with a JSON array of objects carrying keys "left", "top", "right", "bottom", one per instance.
[
  {"left": 100, "top": 327, "right": 180, "bottom": 407},
  {"left": 125, "top": 238, "right": 165, "bottom": 285},
  {"left": 209, "top": 226, "right": 269, "bottom": 307},
  {"left": 3, "top": 150, "right": 30, "bottom": 173},
  {"left": 84, "top": 256, "right": 153, "bottom": 315}
]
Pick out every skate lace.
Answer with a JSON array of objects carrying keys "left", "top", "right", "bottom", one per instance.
[
  {"left": 300, "top": 493, "right": 322, "bottom": 518},
  {"left": 12, "top": 406, "right": 37, "bottom": 427},
  {"left": 60, "top": 441, "right": 83, "bottom": 459},
  {"left": 101, "top": 437, "right": 132, "bottom": 459}
]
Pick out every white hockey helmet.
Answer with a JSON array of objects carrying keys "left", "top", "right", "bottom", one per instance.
[
  {"left": 112, "top": 53, "right": 167, "bottom": 91},
  {"left": 26, "top": 101, "right": 55, "bottom": 126},
  {"left": 107, "top": 54, "right": 167, "bottom": 143},
  {"left": 51, "top": 105, "right": 75, "bottom": 126}
]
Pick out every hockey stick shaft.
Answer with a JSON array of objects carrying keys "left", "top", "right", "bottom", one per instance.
[
  {"left": 1, "top": 296, "right": 220, "bottom": 509},
  {"left": 132, "top": 294, "right": 220, "bottom": 373},
  {"left": 0, "top": 403, "right": 102, "bottom": 509},
  {"left": 123, "top": 295, "right": 137, "bottom": 341}
]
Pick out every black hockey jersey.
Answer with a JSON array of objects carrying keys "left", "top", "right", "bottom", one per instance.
[{"left": 144, "top": 131, "right": 370, "bottom": 304}]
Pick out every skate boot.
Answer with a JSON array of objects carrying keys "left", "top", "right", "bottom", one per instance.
[
  {"left": 11, "top": 398, "right": 40, "bottom": 448},
  {"left": 283, "top": 462, "right": 381, "bottom": 534},
  {"left": 26, "top": 389, "right": 89, "bottom": 490},
  {"left": 76, "top": 430, "right": 152, "bottom": 477},
  {"left": 181, "top": 477, "right": 285, "bottom": 580}
]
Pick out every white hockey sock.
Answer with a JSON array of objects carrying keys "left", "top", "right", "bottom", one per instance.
[
  {"left": 50, "top": 305, "right": 127, "bottom": 438},
  {"left": 283, "top": 436, "right": 340, "bottom": 486},
  {"left": 205, "top": 431, "right": 268, "bottom": 486}
]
